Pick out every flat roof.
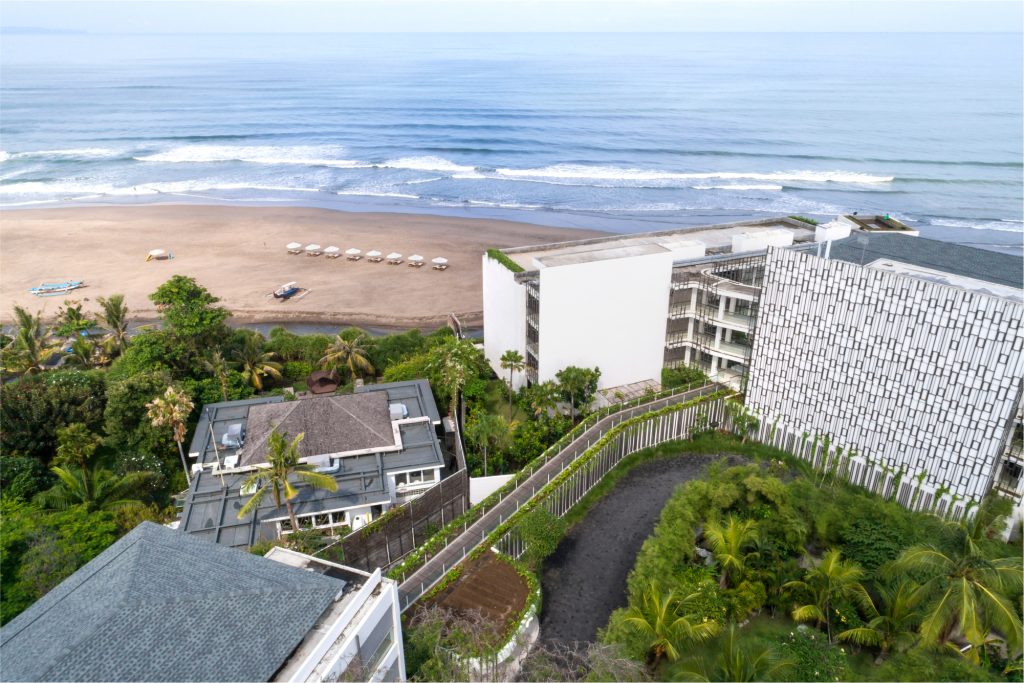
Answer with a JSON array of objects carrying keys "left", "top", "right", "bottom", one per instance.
[
  {"left": 0, "top": 522, "right": 345, "bottom": 682},
  {"left": 180, "top": 380, "right": 447, "bottom": 548},
  {"left": 829, "top": 233, "right": 1024, "bottom": 292},
  {"left": 503, "top": 216, "right": 815, "bottom": 271}
]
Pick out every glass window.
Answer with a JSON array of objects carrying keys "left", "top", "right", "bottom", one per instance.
[{"left": 395, "top": 473, "right": 407, "bottom": 486}]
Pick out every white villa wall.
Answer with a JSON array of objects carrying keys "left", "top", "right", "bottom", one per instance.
[
  {"left": 747, "top": 248, "right": 1024, "bottom": 506},
  {"left": 482, "top": 254, "right": 529, "bottom": 390},
  {"left": 537, "top": 251, "right": 675, "bottom": 390}
]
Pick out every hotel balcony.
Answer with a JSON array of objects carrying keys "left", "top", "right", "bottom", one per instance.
[
  {"left": 664, "top": 331, "right": 751, "bottom": 363},
  {"left": 667, "top": 304, "right": 754, "bottom": 332},
  {"left": 526, "top": 312, "right": 539, "bottom": 329}
]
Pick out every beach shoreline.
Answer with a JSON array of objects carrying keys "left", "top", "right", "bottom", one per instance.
[{"left": 0, "top": 204, "right": 609, "bottom": 328}]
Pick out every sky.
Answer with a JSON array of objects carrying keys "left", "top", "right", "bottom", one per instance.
[{"left": 1, "top": 0, "right": 1022, "bottom": 33}]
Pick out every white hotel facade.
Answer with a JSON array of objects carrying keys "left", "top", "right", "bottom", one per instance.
[{"left": 482, "top": 216, "right": 1024, "bottom": 520}]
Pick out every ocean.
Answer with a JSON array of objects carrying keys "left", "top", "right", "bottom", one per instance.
[{"left": 1, "top": 32, "right": 1021, "bottom": 251}]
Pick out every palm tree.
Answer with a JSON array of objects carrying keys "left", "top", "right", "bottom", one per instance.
[
  {"left": 146, "top": 386, "right": 195, "bottom": 485},
  {"left": 891, "top": 520, "right": 1023, "bottom": 651},
  {"left": 624, "top": 582, "right": 719, "bottom": 670},
  {"left": 838, "top": 579, "right": 924, "bottom": 662},
  {"left": 96, "top": 294, "right": 130, "bottom": 357},
  {"left": 54, "top": 423, "right": 102, "bottom": 476},
  {"left": 671, "top": 624, "right": 792, "bottom": 682},
  {"left": 237, "top": 430, "right": 338, "bottom": 534},
  {"left": 62, "top": 337, "right": 98, "bottom": 369},
  {"left": 704, "top": 515, "right": 760, "bottom": 589},
  {"left": 427, "top": 338, "right": 480, "bottom": 422},
  {"left": 528, "top": 380, "right": 560, "bottom": 418},
  {"left": 499, "top": 349, "right": 525, "bottom": 415},
  {"left": 320, "top": 332, "right": 375, "bottom": 380},
  {"left": 232, "top": 334, "right": 283, "bottom": 390},
  {"left": 3, "top": 306, "right": 58, "bottom": 375},
  {"left": 35, "top": 464, "right": 159, "bottom": 513},
  {"left": 465, "top": 413, "right": 512, "bottom": 476},
  {"left": 202, "top": 351, "right": 231, "bottom": 401},
  {"left": 785, "top": 548, "right": 868, "bottom": 643}
]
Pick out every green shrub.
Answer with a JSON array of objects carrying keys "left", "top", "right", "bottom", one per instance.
[
  {"left": 789, "top": 215, "right": 819, "bottom": 225},
  {"left": 516, "top": 507, "right": 566, "bottom": 570},
  {"left": 772, "top": 627, "right": 847, "bottom": 681},
  {"left": 486, "top": 248, "right": 524, "bottom": 273},
  {"left": 661, "top": 364, "right": 708, "bottom": 389},
  {"left": 283, "top": 361, "right": 313, "bottom": 382},
  {"left": 863, "top": 649, "right": 1002, "bottom": 682}
]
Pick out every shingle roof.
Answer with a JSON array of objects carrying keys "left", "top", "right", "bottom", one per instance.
[
  {"left": 829, "top": 234, "right": 1024, "bottom": 290},
  {"left": 239, "top": 392, "right": 395, "bottom": 467},
  {"left": 0, "top": 522, "right": 343, "bottom": 682}
]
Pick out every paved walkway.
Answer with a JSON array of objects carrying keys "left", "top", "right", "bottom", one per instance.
[{"left": 397, "top": 383, "right": 719, "bottom": 611}]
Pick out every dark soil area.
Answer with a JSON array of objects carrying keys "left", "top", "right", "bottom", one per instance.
[
  {"left": 421, "top": 550, "right": 529, "bottom": 628},
  {"left": 539, "top": 454, "right": 734, "bottom": 645}
]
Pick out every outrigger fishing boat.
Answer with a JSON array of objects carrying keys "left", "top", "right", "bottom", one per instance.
[
  {"left": 272, "top": 281, "right": 309, "bottom": 301},
  {"left": 29, "top": 281, "right": 84, "bottom": 297}
]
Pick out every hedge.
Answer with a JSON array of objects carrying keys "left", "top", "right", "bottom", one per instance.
[{"left": 485, "top": 249, "right": 525, "bottom": 274}]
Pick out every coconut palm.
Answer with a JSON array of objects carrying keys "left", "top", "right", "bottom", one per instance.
[
  {"left": 499, "top": 349, "right": 525, "bottom": 414},
  {"left": 465, "top": 412, "right": 512, "bottom": 476},
  {"left": 785, "top": 548, "right": 869, "bottom": 642},
  {"left": 35, "top": 464, "right": 159, "bottom": 513},
  {"left": 671, "top": 623, "right": 792, "bottom": 682},
  {"left": 427, "top": 337, "right": 481, "bottom": 421},
  {"left": 624, "top": 581, "right": 720, "bottom": 669},
  {"left": 528, "top": 380, "right": 561, "bottom": 418},
  {"left": 704, "top": 515, "right": 760, "bottom": 589},
  {"left": 237, "top": 430, "right": 338, "bottom": 534},
  {"left": 890, "top": 521, "right": 1023, "bottom": 651},
  {"left": 97, "top": 294, "right": 130, "bottom": 357},
  {"left": 319, "top": 332, "right": 375, "bottom": 380},
  {"left": 232, "top": 334, "right": 283, "bottom": 390},
  {"left": 838, "top": 579, "right": 924, "bottom": 661},
  {"left": 146, "top": 386, "right": 195, "bottom": 485},
  {"left": 3, "top": 306, "right": 58, "bottom": 375},
  {"left": 62, "top": 337, "right": 98, "bottom": 369},
  {"left": 202, "top": 351, "right": 231, "bottom": 402},
  {"left": 53, "top": 423, "right": 102, "bottom": 476}
]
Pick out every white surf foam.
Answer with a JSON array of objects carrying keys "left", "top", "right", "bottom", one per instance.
[
  {"left": 336, "top": 190, "right": 419, "bottom": 200},
  {"left": 692, "top": 184, "right": 784, "bottom": 191},
  {"left": 492, "top": 164, "right": 893, "bottom": 184},
  {"left": 379, "top": 156, "right": 476, "bottom": 173},
  {"left": 1, "top": 147, "right": 123, "bottom": 161},
  {"left": 928, "top": 218, "right": 1024, "bottom": 233},
  {"left": 0, "top": 180, "right": 322, "bottom": 197},
  {"left": 134, "top": 144, "right": 369, "bottom": 168}
]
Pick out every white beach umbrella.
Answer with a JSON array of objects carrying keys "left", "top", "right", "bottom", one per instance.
[
  {"left": 306, "top": 244, "right": 322, "bottom": 252},
  {"left": 148, "top": 249, "right": 166, "bottom": 258},
  {"left": 431, "top": 257, "right": 449, "bottom": 265},
  {"left": 386, "top": 252, "right": 402, "bottom": 260},
  {"left": 345, "top": 248, "right": 362, "bottom": 256},
  {"left": 366, "top": 250, "right": 382, "bottom": 258},
  {"left": 323, "top": 246, "right": 340, "bottom": 255},
  {"left": 286, "top": 242, "right": 303, "bottom": 250},
  {"left": 409, "top": 254, "right": 424, "bottom": 262}
]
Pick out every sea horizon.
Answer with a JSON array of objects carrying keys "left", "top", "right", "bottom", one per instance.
[{"left": 2, "top": 31, "right": 1021, "bottom": 253}]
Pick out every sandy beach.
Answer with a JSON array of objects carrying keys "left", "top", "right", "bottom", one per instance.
[{"left": 0, "top": 205, "right": 607, "bottom": 328}]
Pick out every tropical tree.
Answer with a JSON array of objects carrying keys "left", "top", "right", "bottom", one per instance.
[
  {"left": 96, "top": 294, "right": 130, "bottom": 357},
  {"left": 237, "top": 430, "right": 338, "bottom": 533},
  {"left": 3, "top": 306, "right": 58, "bottom": 376},
  {"left": 624, "top": 582, "right": 720, "bottom": 669},
  {"left": 53, "top": 299, "right": 95, "bottom": 337},
  {"left": 671, "top": 623, "right": 792, "bottom": 682},
  {"left": 555, "top": 366, "right": 601, "bottom": 423},
  {"left": 726, "top": 401, "right": 760, "bottom": 443},
  {"left": 526, "top": 380, "right": 560, "bottom": 418},
  {"left": 202, "top": 351, "right": 231, "bottom": 402},
  {"left": 319, "top": 332, "right": 375, "bottom": 380},
  {"left": 145, "top": 386, "right": 195, "bottom": 485},
  {"left": 62, "top": 337, "right": 98, "bottom": 369},
  {"left": 53, "top": 423, "right": 102, "bottom": 476},
  {"left": 232, "top": 334, "right": 283, "bottom": 390},
  {"left": 890, "top": 514, "right": 1023, "bottom": 651},
  {"left": 427, "top": 337, "right": 481, "bottom": 421},
  {"left": 34, "top": 464, "right": 159, "bottom": 513},
  {"left": 838, "top": 579, "right": 924, "bottom": 661},
  {"left": 785, "top": 548, "right": 868, "bottom": 642},
  {"left": 465, "top": 412, "right": 512, "bottom": 476},
  {"left": 704, "top": 515, "right": 760, "bottom": 589},
  {"left": 499, "top": 349, "right": 525, "bottom": 413}
]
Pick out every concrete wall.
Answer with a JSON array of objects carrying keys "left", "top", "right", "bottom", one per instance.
[
  {"left": 482, "top": 254, "right": 528, "bottom": 390},
  {"left": 747, "top": 248, "right": 1024, "bottom": 506},
  {"left": 537, "top": 251, "right": 675, "bottom": 390}
]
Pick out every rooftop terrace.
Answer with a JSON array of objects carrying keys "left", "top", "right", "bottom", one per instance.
[{"left": 502, "top": 217, "right": 816, "bottom": 271}]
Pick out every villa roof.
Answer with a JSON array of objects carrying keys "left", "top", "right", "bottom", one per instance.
[
  {"left": 829, "top": 233, "right": 1024, "bottom": 291},
  {"left": 0, "top": 522, "right": 343, "bottom": 682},
  {"left": 239, "top": 392, "right": 395, "bottom": 466}
]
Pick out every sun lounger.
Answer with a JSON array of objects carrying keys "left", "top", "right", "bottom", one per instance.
[
  {"left": 408, "top": 255, "right": 424, "bottom": 268},
  {"left": 305, "top": 244, "right": 322, "bottom": 256},
  {"left": 345, "top": 248, "right": 362, "bottom": 261},
  {"left": 386, "top": 252, "right": 403, "bottom": 265},
  {"left": 286, "top": 242, "right": 303, "bottom": 255},
  {"left": 431, "top": 257, "right": 449, "bottom": 271},
  {"left": 366, "top": 250, "right": 383, "bottom": 263},
  {"left": 324, "top": 246, "right": 341, "bottom": 259}
]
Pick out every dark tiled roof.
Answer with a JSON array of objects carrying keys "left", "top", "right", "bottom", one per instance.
[
  {"left": 239, "top": 392, "right": 395, "bottom": 466},
  {"left": 829, "top": 233, "right": 1024, "bottom": 290},
  {"left": 0, "top": 522, "right": 342, "bottom": 682}
]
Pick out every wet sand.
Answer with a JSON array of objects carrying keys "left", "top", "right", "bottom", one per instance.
[{"left": 0, "top": 205, "right": 608, "bottom": 327}]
